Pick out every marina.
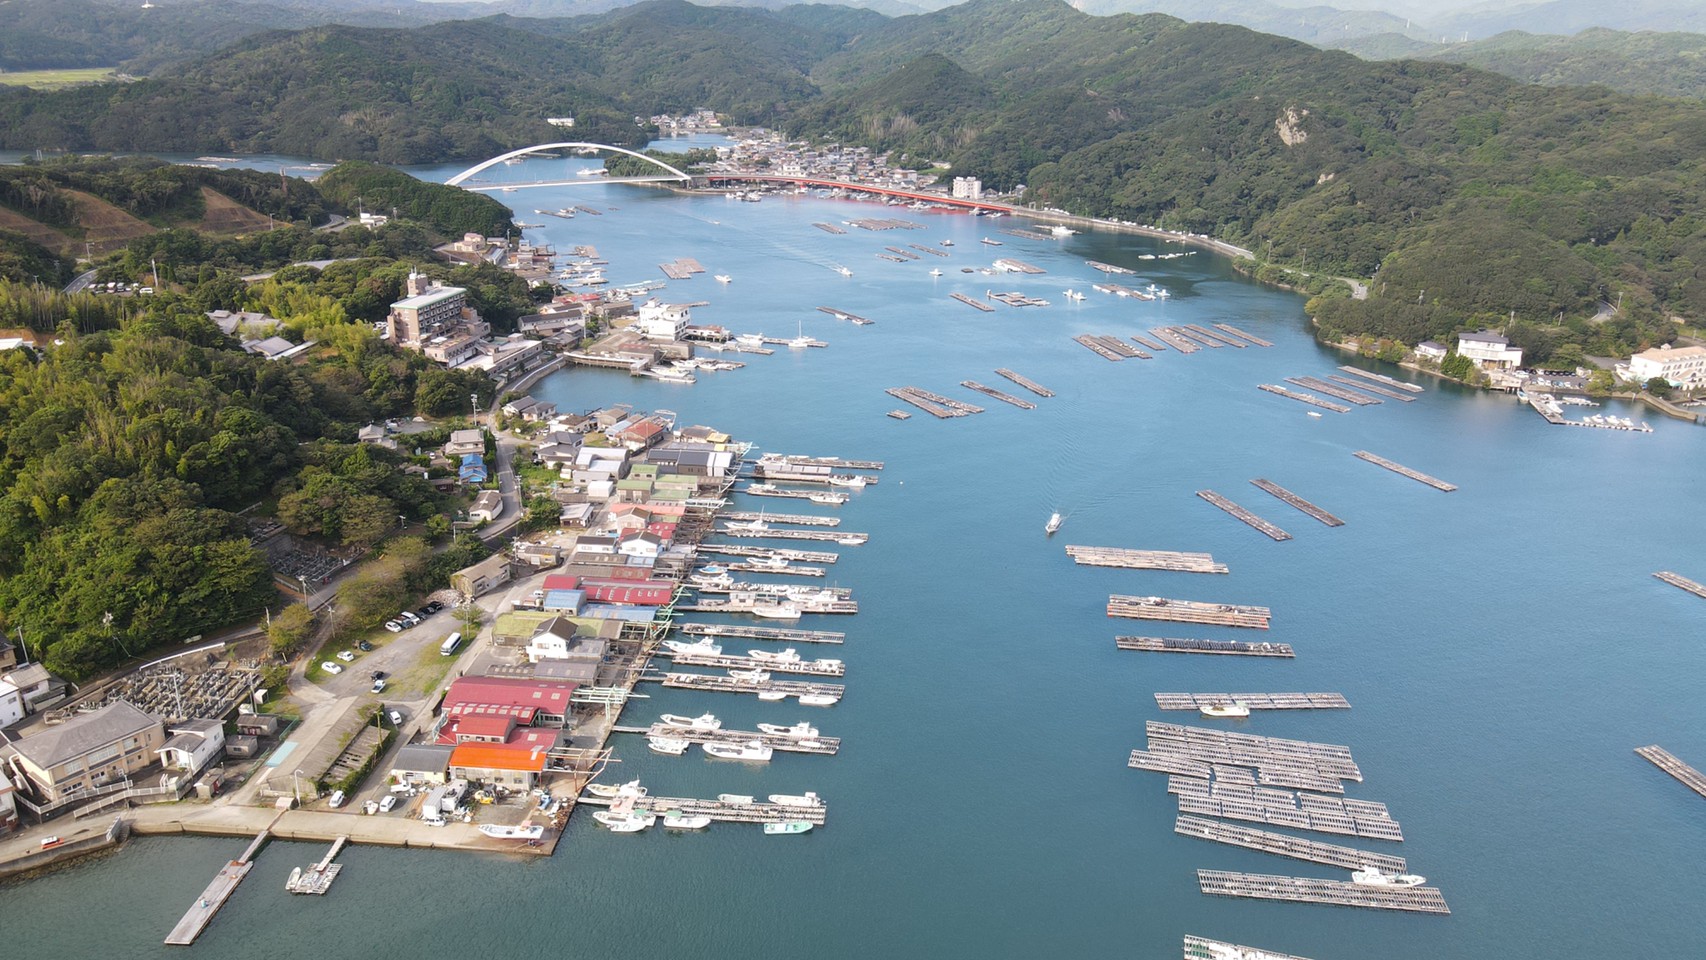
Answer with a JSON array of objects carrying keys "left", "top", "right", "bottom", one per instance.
[
  {"left": 1107, "top": 596, "right": 1272, "bottom": 629},
  {"left": 1174, "top": 815, "right": 1405, "bottom": 872},
  {"left": 1635, "top": 745, "right": 1706, "bottom": 799},
  {"left": 283, "top": 836, "right": 348, "bottom": 895},
  {"left": 1196, "top": 870, "right": 1449, "bottom": 915},
  {"left": 1249, "top": 479, "right": 1345, "bottom": 527},
  {"left": 950, "top": 292, "right": 995, "bottom": 312},
  {"left": 1213, "top": 323, "right": 1275, "bottom": 347},
  {"left": 677, "top": 623, "right": 846, "bottom": 644},
  {"left": 1337, "top": 365, "right": 1424, "bottom": 392},
  {"left": 1353, "top": 451, "right": 1458, "bottom": 492},
  {"left": 1653, "top": 570, "right": 1706, "bottom": 600},
  {"left": 1182, "top": 936, "right": 1311, "bottom": 960},
  {"left": 1285, "top": 376, "right": 1381, "bottom": 406},
  {"left": 1195, "top": 490, "right": 1293, "bottom": 542},
  {"left": 1116, "top": 636, "right": 1295, "bottom": 658},
  {"left": 994, "top": 368, "right": 1055, "bottom": 397},
  {"left": 1257, "top": 384, "right": 1351, "bottom": 413},
  {"left": 1064, "top": 545, "right": 1229, "bottom": 574},
  {"left": 575, "top": 792, "right": 828, "bottom": 825},
  {"left": 1154, "top": 693, "right": 1350, "bottom": 711},
  {"left": 656, "top": 672, "right": 845, "bottom": 700},
  {"left": 960, "top": 380, "right": 1037, "bottom": 409}
]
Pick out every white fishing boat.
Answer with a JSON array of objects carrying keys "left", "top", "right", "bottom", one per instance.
[
  {"left": 834, "top": 265, "right": 853, "bottom": 277},
  {"left": 725, "top": 515, "right": 770, "bottom": 532},
  {"left": 1051, "top": 225, "right": 1077, "bottom": 237},
  {"left": 764, "top": 821, "right": 813, "bottom": 835},
  {"left": 717, "top": 794, "right": 755, "bottom": 804},
  {"left": 478, "top": 823, "right": 545, "bottom": 840},
  {"left": 940, "top": 239, "right": 954, "bottom": 246},
  {"left": 649, "top": 736, "right": 690, "bottom": 755},
  {"left": 751, "top": 602, "right": 801, "bottom": 620},
  {"left": 746, "top": 482, "right": 778, "bottom": 494},
  {"left": 696, "top": 563, "right": 727, "bottom": 575},
  {"left": 1063, "top": 289, "right": 1085, "bottom": 301},
  {"left": 748, "top": 647, "right": 802, "bottom": 664},
  {"left": 703, "top": 740, "right": 773, "bottom": 761},
  {"left": 689, "top": 572, "right": 735, "bottom": 590},
  {"left": 585, "top": 779, "right": 646, "bottom": 799},
  {"left": 835, "top": 536, "right": 864, "bottom": 546},
  {"left": 728, "top": 667, "right": 772, "bottom": 682},
  {"left": 715, "top": 274, "right": 732, "bottom": 284},
  {"left": 735, "top": 333, "right": 765, "bottom": 347},
  {"left": 788, "top": 318, "right": 813, "bottom": 349},
  {"left": 1045, "top": 512, "right": 1062, "bottom": 535},
  {"left": 503, "top": 157, "right": 525, "bottom": 165},
  {"left": 756, "top": 688, "right": 790, "bottom": 701},
  {"left": 1351, "top": 867, "right": 1427, "bottom": 887},
  {"left": 809, "top": 658, "right": 844, "bottom": 670},
  {"left": 809, "top": 491, "right": 848, "bottom": 504},
  {"left": 658, "top": 712, "right": 721, "bottom": 730},
  {"left": 827, "top": 475, "right": 867, "bottom": 489},
  {"left": 662, "top": 812, "right": 711, "bottom": 829},
  {"left": 1199, "top": 700, "right": 1251, "bottom": 718},
  {"left": 578, "top": 167, "right": 604, "bottom": 177},
  {"left": 747, "top": 555, "right": 789, "bottom": 571},
  {"left": 664, "top": 638, "right": 722, "bottom": 656},
  {"left": 929, "top": 268, "right": 943, "bottom": 277},
  {"left": 757, "top": 721, "right": 819, "bottom": 738},
  {"left": 593, "top": 811, "right": 655, "bottom": 833},
  {"left": 1307, "top": 411, "right": 1323, "bottom": 418},
  {"left": 798, "top": 693, "right": 840, "bottom": 707},
  {"left": 768, "top": 792, "right": 822, "bottom": 808}
]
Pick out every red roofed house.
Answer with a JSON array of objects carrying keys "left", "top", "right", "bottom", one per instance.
[
  {"left": 448, "top": 742, "right": 550, "bottom": 790},
  {"left": 436, "top": 715, "right": 517, "bottom": 745},
  {"left": 440, "top": 676, "right": 577, "bottom": 727},
  {"left": 615, "top": 417, "right": 669, "bottom": 452},
  {"left": 580, "top": 579, "right": 675, "bottom": 607},
  {"left": 541, "top": 574, "right": 580, "bottom": 592},
  {"left": 645, "top": 521, "right": 678, "bottom": 541}
]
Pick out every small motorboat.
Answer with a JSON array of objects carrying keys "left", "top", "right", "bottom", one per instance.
[
  {"left": 757, "top": 721, "right": 819, "bottom": 738},
  {"left": 1045, "top": 512, "right": 1062, "bottom": 535},
  {"left": 715, "top": 275, "right": 732, "bottom": 284},
  {"left": 1063, "top": 289, "right": 1085, "bottom": 301},
  {"left": 664, "top": 638, "right": 722, "bottom": 656},
  {"left": 929, "top": 268, "right": 943, "bottom": 277},
  {"left": 1199, "top": 700, "right": 1251, "bottom": 719},
  {"left": 649, "top": 736, "right": 691, "bottom": 755},
  {"left": 809, "top": 658, "right": 844, "bottom": 671},
  {"left": 592, "top": 811, "right": 656, "bottom": 833},
  {"left": 764, "top": 821, "right": 813, "bottom": 835},
  {"left": 768, "top": 792, "right": 822, "bottom": 808},
  {"left": 662, "top": 812, "right": 711, "bottom": 829},
  {"left": 798, "top": 693, "right": 840, "bottom": 707},
  {"left": 751, "top": 602, "right": 800, "bottom": 620},
  {"left": 658, "top": 712, "right": 721, "bottom": 730},
  {"left": 747, "top": 555, "right": 790, "bottom": 571},
  {"left": 1351, "top": 867, "right": 1427, "bottom": 887},
  {"left": 748, "top": 647, "right": 802, "bottom": 664},
  {"left": 756, "top": 688, "right": 790, "bottom": 701},
  {"left": 478, "top": 823, "right": 545, "bottom": 840},
  {"left": 585, "top": 779, "right": 646, "bottom": 799},
  {"left": 835, "top": 265, "right": 853, "bottom": 277},
  {"left": 696, "top": 563, "right": 727, "bottom": 575},
  {"left": 827, "top": 475, "right": 867, "bottom": 489},
  {"left": 703, "top": 740, "right": 773, "bottom": 761},
  {"left": 809, "top": 491, "right": 848, "bottom": 505},
  {"left": 728, "top": 667, "right": 772, "bottom": 682},
  {"left": 1307, "top": 411, "right": 1324, "bottom": 419},
  {"left": 717, "top": 794, "right": 756, "bottom": 804}
]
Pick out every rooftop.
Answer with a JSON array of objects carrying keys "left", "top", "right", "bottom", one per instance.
[
  {"left": 11, "top": 701, "right": 159, "bottom": 769},
  {"left": 392, "top": 285, "right": 467, "bottom": 311}
]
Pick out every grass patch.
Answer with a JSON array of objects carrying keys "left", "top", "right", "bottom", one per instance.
[
  {"left": 0, "top": 68, "right": 119, "bottom": 90},
  {"left": 390, "top": 638, "right": 461, "bottom": 698}
]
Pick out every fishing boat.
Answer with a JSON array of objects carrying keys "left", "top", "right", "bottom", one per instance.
[
  {"left": 929, "top": 268, "right": 943, "bottom": 277},
  {"left": 747, "top": 555, "right": 789, "bottom": 571},
  {"left": 478, "top": 823, "right": 545, "bottom": 840},
  {"left": 827, "top": 475, "right": 867, "bottom": 489},
  {"left": 648, "top": 736, "right": 690, "bottom": 755},
  {"left": 798, "top": 693, "right": 840, "bottom": 707},
  {"left": 662, "top": 812, "right": 711, "bottom": 829},
  {"left": 980, "top": 237, "right": 1003, "bottom": 246},
  {"left": 658, "top": 712, "right": 722, "bottom": 730},
  {"left": 664, "top": 638, "right": 722, "bottom": 656},
  {"left": 1051, "top": 225, "right": 1077, "bottom": 237},
  {"left": 748, "top": 647, "right": 802, "bottom": 664},
  {"left": 1063, "top": 289, "right": 1085, "bottom": 302},
  {"left": 757, "top": 721, "right": 818, "bottom": 738},
  {"left": 788, "top": 318, "right": 813, "bottom": 350},
  {"left": 756, "top": 688, "right": 790, "bottom": 701},
  {"left": 746, "top": 482, "right": 778, "bottom": 494},
  {"left": 689, "top": 572, "right": 735, "bottom": 590},
  {"left": 715, "top": 274, "right": 732, "bottom": 284},
  {"left": 696, "top": 563, "right": 727, "bottom": 575},
  {"left": 728, "top": 667, "right": 772, "bottom": 682},
  {"left": 809, "top": 658, "right": 844, "bottom": 671},
  {"left": 1351, "top": 867, "right": 1427, "bottom": 887},
  {"left": 592, "top": 811, "right": 655, "bottom": 833},
  {"left": 768, "top": 792, "right": 822, "bottom": 807},
  {"left": 1199, "top": 700, "right": 1251, "bottom": 718},
  {"left": 718, "top": 794, "right": 755, "bottom": 804},
  {"left": 835, "top": 535, "right": 864, "bottom": 546},
  {"left": 1045, "top": 512, "right": 1062, "bottom": 535},
  {"left": 577, "top": 167, "right": 604, "bottom": 177},
  {"left": 725, "top": 513, "right": 770, "bottom": 532},
  {"left": 584, "top": 779, "right": 647, "bottom": 799},
  {"left": 940, "top": 239, "right": 954, "bottom": 246},
  {"left": 703, "top": 740, "right": 773, "bottom": 761},
  {"left": 809, "top": 491, "right": 848, "bottom": 505},
  {"left": 751, "top": 602, "right": 801, "bottom": 620},
  {"left": 834, "top": 265, "right": 853, "bottom": 277},
  {"left": 764, "top": 821, "right": 813, "bottom": 835}
]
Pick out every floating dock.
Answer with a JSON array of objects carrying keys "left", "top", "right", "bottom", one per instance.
[
  {"left": 1353, "top": 451, "right": 1456, "bottom": 491},
  {"left": 698, "top": 545, "right": 838, "bottom": 563},
  {"left": 961, "top": 381, "right": 1036, "bottom": 409},
  {"left": 665, "top": 651, "right": 846, "bottom": 677},
  {"left": 1174, "top": 815, "right": 1404, "bottom": 873},
  {"left": 1326, "top": 375, "right": 1415, "bottom": 401},
  {"left": 1196, "top": 490, "right": 1292, "bottom": 542},
  {"left": 1636, "top": 745, "right": 1706, "bottom": 799},
  {"left": 811, "top": 222, "right": 846, "bottom": 234},
  {"left": 887, "top": 410, "right": 912, "bottom": 420},
  {"left": 1213, "top": 323, "right": 1274, "bottom": 347},
  {"left": 576, "top": 792, "right": 827, "bottom": 825},
  {"left": 995, "top": 368, "right": 1055, "bottom": 397},
  {"left": 1144, "top": 722, "right": 1363, "bottom": 786},
  {"left": 717, "top": 528, "right": 869, "bottom": 545},
  {"left": 1653, "top": 571, "right": 1706, "bottom": 600},
  {"left": 1131, "top": 333, "right": 1167, "bottom": 351},
  {"left": 1337, "top": 365, "right": 1422, "bottom": 392},
  {"left": 1108, "top": 595, "right": 1271, "bottom": 629},
  {"left": 1064, "top": 545, "right": 1228, "bottom": 574},
  {"left": 1286, "top": 376, "right": 1380, "bottom": 406},
  {"left": 656, "top": 672, "right": 844, "bottom": 700},
  {"left": 1086, "top": 259, "right": 1135, "bottom": 275},
  {"left": 818, "top": 306, "right": 873, "bottom": 325},
  {"left": 951, "top": 292, "right": 995, "bottom": 312},
  {"left": 886, "top": 387, "right": 960, "bottom": 419},
  {"left": 677, "top": 597, "right": 858, "bottom": 615},
  {"left": 164, "top": 824, "right": 272, "bottom": 945},
  {"left": 1171, "top": 787, "right": 1402, "bottom": 841},
  {"left": 1197, "top": 870, "right": 1448, "bottom": 914},
  {"left": 1258, "top": 384, "right": 1350, "bottom": 413},
  {"left": 1171, "top": 326, "right": 1227, "bottom": 349},
  {"left": 639, "top": 723, "right": 840, "bottom": 755},
  {"left": 884, "top": 246, "right": 921, "bottom": 260},
  {"left": 909, "top": 243, "right": 948, "bottom": 257},
  {"left": 1151, "top": 328, "right": 1201, "bottom": 353},
  {"left": 1154, "top": 693, "right": 1350, "bottom": 711},
  {"left": 1117, "top": 636, "right": 1294, "bottom": 658},
  {"left": 993, "top": 258, "right": 1046, "bottom": 274},
  {"left": 1074, "top": 335, "right": 1148, "bottom": 360},
  {"left": 678, "top": 623, "right": 845, "bottom": 645},
  {"left": 1183, "top": 936, "right": 1310, "bottom": 960},
  {"left": 988, "top": 290, "right": 1050, "bottom": 307},
  {"left": 1249, "top": 479, "right": 1344, "bottom": 527},
  {"left": 285, "top": 836, "right": 347, "bottom": 895},
  {"left": 722, "top": 511, "right": 840, "bottom": 527},
  {"left": 722, "top": 562, "right": 826, "bottom": 578}
]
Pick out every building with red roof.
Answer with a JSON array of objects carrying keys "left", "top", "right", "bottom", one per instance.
[
  {"left": 448, "top": 741, "right": 550, "bottom": 789},
  {"left": 440, "top": 676, "right": 577, "bottom": 727}
]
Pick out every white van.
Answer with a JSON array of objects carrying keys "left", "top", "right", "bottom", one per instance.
[
  {"left": 439, "top": 632, "right": 462, "bottom": 656},
  {"left": 327, "top": 790, "right": 346, "bottom": 808}
]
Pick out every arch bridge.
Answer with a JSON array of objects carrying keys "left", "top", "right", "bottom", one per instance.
[{"left": 446, "top": 142, "right": 693, "bottom": 192}]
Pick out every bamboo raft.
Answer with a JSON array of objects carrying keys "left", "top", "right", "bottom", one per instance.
[
  {"left": 642, "top": 724, "right": 841, "bottom": 755},
  {"left": 576, "top": 792, "right": 827, "bottom": 825},
  {"left": 951, "top": 292, "right": 995, "bottom": 312},
  {"left": 995, "top": 368, "right": 1055, "bottom": 397},
  {"left": 1183, "top": 936, "right": 1309, "bottom": 960},
  {"left": 1151, "top": 328, "right": 1201, "bottom": 353},
  {"left": 1286, "top": 376, "right": 1380, "bottom": 406},
  {"left": 962, "top": 381, "right": 1036, "bottom": 409},
  {"left": 1174, "top": 815, "right": 1405, "bottom": 873},
  {"left": 886, "top": 387, "right": 961, "bottom": 418},
  {"left": 1653, "top": 571, "right": 1706, "bottom": 600},
  {"left": 656, "top": 672, "right": 844, "bottom": 699},
  {"left": 1198, "top": 870, "right": 1448, "bottom": 914},
  {"left": 718, "top": 528, "right": 869, "bottom": 544},
  {"left": 1326, "top": 375, "right": 1415, "bottom": 401},
  {"left": 1337, "top": 365, "right": 1423, "bottom": 392},
  {"left": 1108, "top": 595, "right": 1271, "bottom": 629},
  {"left": 1154, "top": 693, "right": 1350, "bottom": 711},
  {"left": 697, "top": 545, "right": 838, "bottom": 563},
  {"left": 1353, "top": 451, "right": 1456, "bottom": 491},
  {"left": 1259, "top": 384, "right": 1351, "bottom": 413},
  {"left": 678, "top": 623, "right": 845, "bottom": 644},
  {"left": 722, "top": 511, "right": 840, "bottom": 527},
  {"left": 1636, "top": 745, "right": 1706, "bottom": 799},
  {"left": 1213, "top": 323, "right": 1274, "bottom": 347},
  {"left": 1249, "top": 479, "right": 1345, "bottom": 527},
  {"left": 1196, "top": 490, "right": 1292, "bottom": 542},
  {"left": 1131, "top": 334, "right": 1167, "bottom": 351},
  {"left": 1117, "top": 636, "right": 1294, "bottom": 658},
  {"left": 1064, "top": 545, "right": 1228, "bottom": 574}
]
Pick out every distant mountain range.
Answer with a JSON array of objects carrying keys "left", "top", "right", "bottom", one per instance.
[{"left": 1336, "top": 27, "right": 1706, "bottom": 99}]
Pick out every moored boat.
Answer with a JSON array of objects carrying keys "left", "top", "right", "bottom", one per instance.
[
  {"left": 658, "top": 712, "right": 721, "bottom": 730},
  {"left": 1351, "top": 867, "right": 1427, "bottom": 887},
  {"left": 751, "top": 602, "right": 801, "bottom": 620},
  {"left": 764, "top": 821, "right": 813, "bottom": 835},
  {"left": 767, "top": 792, "right": 822, "bottom": 807},
  {"left": 728, "top": 667, "right": 772, "bottom": 682},
  {"left": 1199, "top": 700, "right": 1250, "bottom": 718},
  {"left": 827, "top": 474, "right": 867, "bottom": 489},
  {"left": 592, "top": 811, "right": 656, "bottom": 833},
  {"left": 478, "top": 823, "right": 546, "bottom": 840},
  {"left": 703, "top": 740, "right": 773, "bottom": 761},
  {"left": 662, "top": 812, "right": 712, "bottom": 829},
  {"left": 757, "top": 721, "right": 819, "bottom": 738},
  {"left": 798, "top": 693, "right": 840, "bottom": 707},
  {"left": 585, "top": 778, "right": 646, "bottom": 799},
  {"left": 649, "top": 736, "right": 690, "bottom": 755},
  {"left": 756, "top": 688, "right": 790, "bottom": 701},
  {"left": 717, "top": 793, "right": 755, "bottom": 804},
  {"left": 748, "top": 647, "right": 802, "bottom": 664},
  {"left": 664, "top": 638, "right": 722, "bottom": 656}
]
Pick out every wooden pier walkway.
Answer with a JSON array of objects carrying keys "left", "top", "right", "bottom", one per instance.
[
  {"left": 1286, "top": 376, "right": 1380, "bottom": 406},
  {"left": 665, "top": 650, "right": 846, "bottom": 677},
  {"left": 962, "top": 381, "right": 1036, "bottom": 409},
  {"left": 1108, "top": 595, "right": 1271, "bottom": 629},
  {"left": 1155, "top": 692, "right": 1350, "bottom": 711},
  {"left": 1636, "top": 745, "right": 1706, "bottom": 799},
  {"left": 1117, "top": 636, "right": 1294, "bottom": 658},
  {"left": 886, "top": 387, "right": 959, "bottom": 418},
  {"left": 1326, "top": 375, "right": 1415, "bottom": 401},
  {"left": 1183, "top": 936, "right": 1309, "bottom": 960},
  {"left": 1196, "top": 490, "right": 1292, "bottom": 542},
  {"left": 1174, "top": 815, "right": 1405, "bottom": 873},
  {"left": 678, "top": 623, "right": 845, "bottom": 644},
  {"left": 164, "top": 820, "right": 276, "bottom": 945},
  {"left": 1214, "top": 323, "right": 1274, "bottom": 347},
  {"left": 285, "top": 836, "right": 348, "bottom": 895},
  {"left": 1354, "top": 451, "right": 1457, "bottom": 491},
  {"left": 1249, "top": 479, "right": 1345, "bottom": 527},
  {"left": 722, "top": 511, "right": 840, "bottom": 527},
  {"left": 1258, "top": 384, "right": 1351, "bottom": 413},
  {"left": 951, "top": 292, "right": 995, "bottom": 312},
  {"left": 718, "top": 527, "right": 869, "bottom": 544},
  {"left": 994, "top": 368, "right": 1055, "bottom": 397},
  {"left": 1065, "top": 545, "right": 1229, "bottom": 574},
  {"left": 640, "top": 723, "right": 840, "bottom": 755},
  {"left": 1151, "top": 328, "right": 1201, "bottom": 353},
  {"left": 1198, "top": 870, "right": 1448, "bottom": 914},
  {"left": 577, "top": 792, "right": 827, "bottom": 825},
  {"left": 698, "top": 544, "right": 838, "bottom": 563},
  {"left": 1653, "top": 571, "right": 1706, "bottom": 600},
  {"left": 1338, "top": 365, "right": 1423, "bottom": 392},
  {"left": 656, "top": 672, "right": 844, "bottom": 700}
]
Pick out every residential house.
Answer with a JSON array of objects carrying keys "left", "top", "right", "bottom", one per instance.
[
  {"left": 444, "top": 429, "right": 486, "bottom": 458},
  {"left": 618, "top": 532, "right": 665, "bottom": 559},
  {"left": 469, "top": 490, "right": 505, "bottom": 523},
  {"left": 451, "top": 553, "right": 513, "bottom": 598},
  {"left": 156, "top": 718, "right": 226, "bottom": 774},
  {"left": 0, "top": 767, "right": 16, "bottom": 835},
  {"left": 1456, "top": 330, "right": 1524, "bottom": 370},
  {"left": 502, "top": 396, "right": 538, "bottom": 418},
  {"left": 2, "top": 701, "right": 165, "bottom": 806},
  {"left": 460, "top": 454, "right": 489, "bottom": 485},
  {"left": 389, "top": 743, "right": 454, "bottom": 785},
  {"left": 1415, "top": 341, "right": 1448, "bottom": 363},
  {"left": 0, "top": 663, "right": 68, "bottom": 721}
]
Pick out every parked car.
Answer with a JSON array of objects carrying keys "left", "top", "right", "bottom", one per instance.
[
  {"left": 356, "top": 640, "right": 373, "bottom": 651},
  {"left": 370, "top": 670, "right": 387, "bottom": 681},
  {"left": 370, "top": 678, "right": 387, "bottom": 694},
  {"left": 398, "top": 611, "right": 421, "bottom": 627},
  {"left": 322, "top": 661, "right": 343, "bottom": 675},
  {"left": 421, "top": 601, "right": 444, "bottom": 615},
  {"left": 378, "top": 794, "right": 398, "bottom": 813},
  {"left": 388, "top": 710, "right": 404, "bottom": 726},
  {"left": 336, "top": 650, "right": 356, "bottom": 662},
  {"left": 383, "top": 620, "right": 403, "bottom": 633},
  {"left": 328, "top": 790, "right": 346, "bottom": 808}
]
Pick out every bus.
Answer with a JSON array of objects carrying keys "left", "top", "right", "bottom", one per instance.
[{"left": 439, "top": 632, "right": 462, "bottom": 656}]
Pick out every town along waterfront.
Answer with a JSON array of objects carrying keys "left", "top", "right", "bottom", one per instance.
[{"left": 7, "top": 171, "right": 1706, "bottom": 960}]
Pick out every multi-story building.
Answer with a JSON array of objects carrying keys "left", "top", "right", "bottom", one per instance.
[
  {"left": 387, "top": 272, "right": 490, "bottom": 361},
  {"left": 1456, "top": 330, "right": 1524, "bottom": 370},
  {"left": 2, "top": 701, "right": 164, "bottom": 806},
  {"left": 952, "top": 176, "right": 983, "bottom": 200},
  {"left": 1628, "top": 344, "right": 1706, "bottom": 387}
]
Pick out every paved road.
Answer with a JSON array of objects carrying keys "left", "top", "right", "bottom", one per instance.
[{"left": 63, "top": 269, "right": 98, "bottom": 294}]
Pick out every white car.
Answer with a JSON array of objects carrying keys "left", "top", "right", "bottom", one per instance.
[
  {"left": 336, "top": 650, "right": 356, "bottom": 662},
  {"left": 383, "top": 620, "right": 403, "bottom": 633},
  {"left": 378, "top": 794, "right": 398, "bottom": 813},
  {"left": 370, "top": 678, "right": 386, "bottom": 694},
  {"left": 321, "top": 661, "right": 344, "bottom": 675},
  {"left": 328, "top": 790, "right": 346, "bottom": 808}
]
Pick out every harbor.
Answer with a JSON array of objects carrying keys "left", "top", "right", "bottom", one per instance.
[{"left": 574, "top": 792, "right": 828, "bottom": 825}]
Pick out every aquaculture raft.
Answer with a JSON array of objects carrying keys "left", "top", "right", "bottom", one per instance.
[
  {"left": 1197, "top": 870, "right": 1448, "bottom": 914},
  {"left": 1107, "top": 596, "right": 1271, "bottom": 629}
]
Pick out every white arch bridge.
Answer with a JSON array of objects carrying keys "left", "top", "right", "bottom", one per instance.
[{"left": 445, "top": 142, "right": 694, "bottom": 192}]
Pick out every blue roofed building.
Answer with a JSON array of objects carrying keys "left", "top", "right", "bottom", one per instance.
[{"left": 460, "top": 453, "right": 488, "bottom": 484}]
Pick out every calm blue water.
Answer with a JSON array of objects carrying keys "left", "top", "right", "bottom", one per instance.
[{"left": 7, "top": 155, "right": 1706, "bottom": 960}]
